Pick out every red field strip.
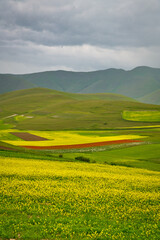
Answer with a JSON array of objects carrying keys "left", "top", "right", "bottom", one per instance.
[{"left": 22, "top": 139, "right": 141, "bottom": 150}]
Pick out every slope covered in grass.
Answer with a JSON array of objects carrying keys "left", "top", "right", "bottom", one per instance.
[
  {"left": 0, "top": 74, "right": 36, "bottom": 94},
  {"left": 15, "top": 66, "right": 160, "bottom": 98},
  {"left": 1, "top": 66, "right": 160, "bottom": 102},
  {"left": 0, "top": 88, "right": 160, "bottom": 130},
  {"left": 138, "top": 89, "right": 160, "bottom": 105},
  {"left": 65, "top": 143, "right": 160, "bottom": 171}
]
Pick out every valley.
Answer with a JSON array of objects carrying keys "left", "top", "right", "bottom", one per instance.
[{"left": 0, "top": 87, "right": 160, "bottom": 239}]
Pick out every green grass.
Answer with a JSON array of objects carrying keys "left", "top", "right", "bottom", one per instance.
[
  {"left": 14, "top": 115, "right": 27, "bottom": 122},
  {"left": 0, "top": 149, "right": 64, "bottom": 162},
  {"left": 64, "top": 143, "right": 160, "bottom": 171},
  {"left": 0, "top": 120, "right": 14, "bottom": 130},
  {"left": 123, "top": 110, "right": 160, "bottom": 122},
  {"left": 55, "top": 128, "right": 160, "bottom": 171},
  {"left": 1, "top": 66, "right": 160, "bottom": 102},
  {"left": 0, "top": 88, "right": 160, "bottom": 130},
  {"left": 138, "top": 89, "right": 160, "bottom": 105},
  {"left": 0, "top": 88, "right": 160, "bottom": 239},
  {"left": 0, "top": 157, "right": 160, "bottom": 240},
  {"left": 0, "top": 127, "right": 160, "bottom": 172}
]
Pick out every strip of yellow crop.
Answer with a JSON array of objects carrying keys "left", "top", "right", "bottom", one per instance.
[
  {"left": 0, "top": 157, "right": 159, "bottom": 204},
  {"left": 0, "top": 156, "right": 159, "bottom": 180},
  {"left": 120, "top": 125, "right": 160, "bottom": 129},
  {"left": 3, "top": 132, "right": 146, "bottom": 147},
  {"left": 122, "top": 110, "right": 160, "bottom": 122}
]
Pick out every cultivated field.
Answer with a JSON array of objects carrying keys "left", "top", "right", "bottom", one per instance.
[
  {"left": 0, "top": 157, "right": 160, "bottom": 240},
  {"left": 122, "top": 110, "right": 160, "bottom": 122},
  {"left": 0, "top": 88, "right": 160, "bottom": 239},
  {"left": 0, "top": 126, "right": 160, "bottom": 172},
  {"left": 2, "top": 130, "right": 145, "bottom": 147}
]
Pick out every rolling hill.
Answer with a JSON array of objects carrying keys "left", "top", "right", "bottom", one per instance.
[
  {"left": 0, "top": 74, "right": 36, "bottom": 94},
  {"left": 0, "top": 66, "right": 160, "bottom": 104},
  {"left": 138, "top": 89, "right": 160, "bottom": 105},
  {"left": 0, "top": 88, "right": 159, "bottom": 130}
]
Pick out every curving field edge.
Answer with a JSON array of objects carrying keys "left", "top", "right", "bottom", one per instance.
[{"left": 22, "top": 139, "right": 142, "bottom": 150}]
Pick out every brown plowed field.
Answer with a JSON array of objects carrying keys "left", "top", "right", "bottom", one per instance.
[
  {"left": 10, "top": 132, "right": 48, "bottom": 141},
  {"left": 22, "top": 139, "right": 141, "bottom": 150}
]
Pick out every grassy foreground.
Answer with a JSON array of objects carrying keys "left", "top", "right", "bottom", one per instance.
[{"left": 0, "top": 157, "right": 160, "bottom": 240}]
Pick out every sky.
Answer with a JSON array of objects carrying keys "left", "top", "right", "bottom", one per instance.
[{"left": 0, "top": 0, "right": 160, "bottom": 74}]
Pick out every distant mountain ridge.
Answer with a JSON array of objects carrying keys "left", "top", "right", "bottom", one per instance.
[{"left": 0, "top": 66, "right": 160, "bottom": 104}]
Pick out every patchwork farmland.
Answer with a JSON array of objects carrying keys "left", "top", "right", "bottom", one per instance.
[{"left": 0, "top": 88, "right": 160, "bottom": 239}]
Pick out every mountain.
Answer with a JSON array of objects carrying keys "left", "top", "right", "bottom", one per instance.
[
  {"left": 0, "top": 74, "right": 36, "bottom": 94},
  {"left": 138, "top": 89, "right": 160, "bottom": 105},
  {"left": 0, "top": 88, "right": 159, "bottom": 131},
  {"left": 0, "top": 66, "right": 160, "bottom": 104}
]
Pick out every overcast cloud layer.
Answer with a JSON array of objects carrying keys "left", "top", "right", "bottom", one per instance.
[{"left": 0, "top": 0, "right": 160, "bottom": 73}]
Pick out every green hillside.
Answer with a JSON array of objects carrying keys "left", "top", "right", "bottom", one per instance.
[
  {"left": 116, "top": 66, "right": 160, "bottom": 98},
  {"left": 138, "top": 89, "right": 160, "bottom": 105},
  {"left": 0, "top": 88, "right": 159, "bottom": 130},
  {"left": 21, "top": 67, "right": 160, "bottom": 98},
  {"left": 1, "top": 74, "right": 160, "bottom": 240},
  {"left": 0, "top": 74, "right": 36, "bottom": 94},
  {"left": 0, "top": 67, "right": 160, "bottom": 104}
]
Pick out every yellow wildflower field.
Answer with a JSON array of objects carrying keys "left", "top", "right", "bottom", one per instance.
[
  {"left": 0, "top": 156, "right": 159, "bottom": 239},
  {"left": 3, "top": 130, "right": 146, "bottom": 146}
]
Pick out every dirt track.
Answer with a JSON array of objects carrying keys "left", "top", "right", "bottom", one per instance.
[
  {"left": 22, "top": 139, "right": 141, "bottom": 150},
  {"left": 10, "top": 132, "right": 48, "bottom": 141}
]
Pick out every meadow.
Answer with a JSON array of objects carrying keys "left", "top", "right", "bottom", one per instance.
[
  {"left": 0, "top": 125, "right": 160, "bottom": 239},
  {"left": 0, "top": 88, "right": 160, "bottom": 239},
  {"left": 0, "top": 126, "right": 160, "bottom": 172},
  {"left": 1, "top": 88, "right": 160, "bottom": 131},
  {"left": 0, "top": 157, "right": 160, "bottom": 240}
]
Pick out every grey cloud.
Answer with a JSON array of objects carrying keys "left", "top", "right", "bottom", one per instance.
[
  {"left": 0, "top": 40, "right": 160, "bottom": 74},
  {"left": 0, "top": 0, "right": 160, "bottom": 73},
  {"left": 0, "top": 0, "right": 160, "bottom": 48}
]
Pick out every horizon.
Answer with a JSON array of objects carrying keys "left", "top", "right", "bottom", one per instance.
[{"left": 0, "top": 65, "right": 158, "bottom": 75}]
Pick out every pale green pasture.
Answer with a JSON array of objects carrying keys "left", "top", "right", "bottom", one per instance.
[{"left": 64, "top": 144, "right": 160, "bottom": 171}]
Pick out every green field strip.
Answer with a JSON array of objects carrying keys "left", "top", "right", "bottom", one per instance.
[{"left": 122, "top": 110, "right": 160, "bottom": 122}]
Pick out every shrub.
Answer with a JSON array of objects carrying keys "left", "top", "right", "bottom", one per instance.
[
  {"left": 110, "top": 162, "right": 117, "bottom": 166},
  {"left": 75, "top": 156, "right": 90, "bottom": 162},
  {"left": 91, "top": 160, "right": 96, "bottom": 163}
]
